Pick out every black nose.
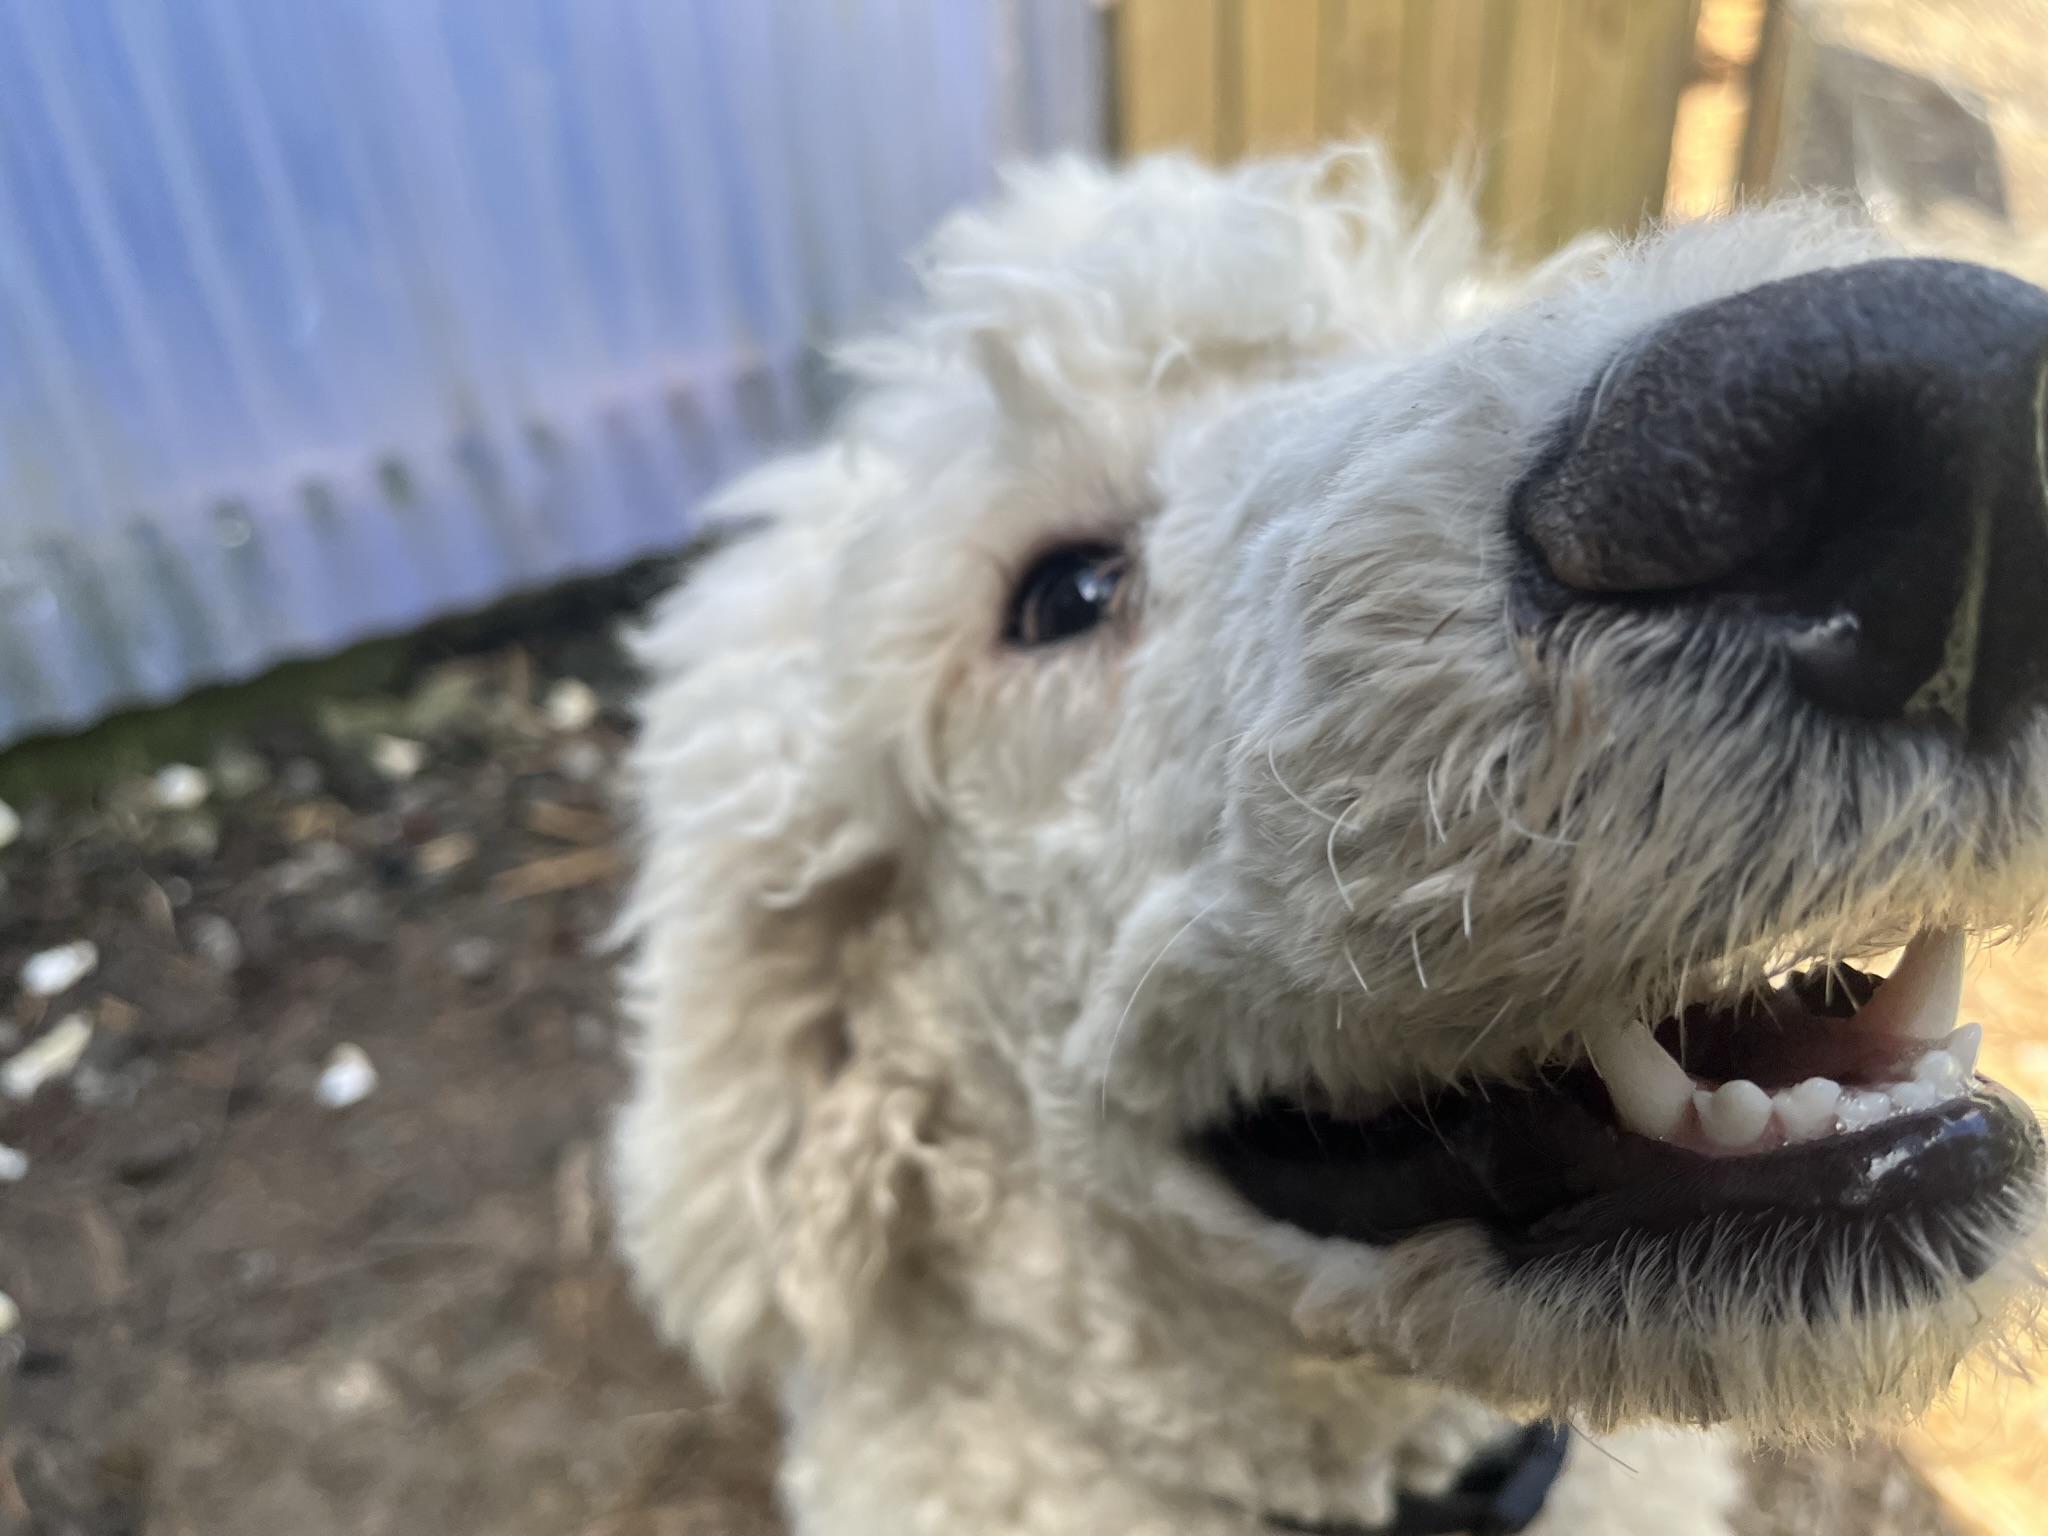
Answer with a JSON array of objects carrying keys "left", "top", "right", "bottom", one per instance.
[{"left": 1512, "top": 258, "right": 2048, "bottom": 747}]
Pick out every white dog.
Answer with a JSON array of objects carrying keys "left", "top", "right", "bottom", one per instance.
[{"left": 611, "top": 146, "right": 2048, "bottom": 1535}]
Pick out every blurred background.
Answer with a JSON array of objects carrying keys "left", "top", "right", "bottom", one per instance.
[{"left": 0, "top": 3, "right": 2042, "bottom": 1533}]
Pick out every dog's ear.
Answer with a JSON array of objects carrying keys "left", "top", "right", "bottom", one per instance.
[{"left": 610, "top": 452, "right": 984, "bottom": 1388}]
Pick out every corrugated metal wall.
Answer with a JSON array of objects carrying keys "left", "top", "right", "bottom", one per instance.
[{"left": 0, "top": 0, "right": 1103, "bottom": 746}]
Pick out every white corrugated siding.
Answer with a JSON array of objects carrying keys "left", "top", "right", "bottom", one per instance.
[{"left": 0, "top": 0, "right": 1103, "bottom": 743}]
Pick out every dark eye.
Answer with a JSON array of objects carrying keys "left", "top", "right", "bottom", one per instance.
[{"left": 1003, "top": 542, "right": 1129, "bottom": 647}]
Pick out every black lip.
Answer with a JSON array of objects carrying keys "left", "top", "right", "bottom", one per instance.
[{"left": 1197, "top": 1072, "right": 2044, "bottom": 1293}]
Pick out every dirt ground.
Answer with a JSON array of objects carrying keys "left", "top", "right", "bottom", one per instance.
[
  {"left": 0, "top": 587, "right": 1967, "bottom": 1536},
  {"left": 0, "top": 590, "right": 773, "bottom": 1536}
]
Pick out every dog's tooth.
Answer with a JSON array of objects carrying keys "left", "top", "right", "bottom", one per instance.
[
  {"left": 1889, "top": 1079, "right": 1942, "bottom": 1114},
  {"left": 1851, "top": 928, "right": 1963, "bottom": 1042},
  {"left": 1696, "top": 1079, "right": 1773, "bottom": 1147},
  {"left": 1836, "top": 1088, "right": 1895, "bottom": 1132},
  {"left": 1945, "top": 1021, "right": 1983, "bottom": 1078},
  {"left": 1591, "top": 1023, "right": 1694, "bottom": 1139},
  {"left": 1911, "top": 1047, "right": 1965, "bottom": 1094},
  {"left": 1775, "top": 1077, "right": 1842, "bottom": 1142}
]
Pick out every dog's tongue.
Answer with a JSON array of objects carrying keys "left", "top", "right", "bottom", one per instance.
[{"left": 1588, "top": 929, "right": 1977, "bottom": 1154}]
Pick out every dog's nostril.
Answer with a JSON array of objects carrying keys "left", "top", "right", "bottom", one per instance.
[{"left": 1512, "top": 258, "right": 2048, "bottom": 746}]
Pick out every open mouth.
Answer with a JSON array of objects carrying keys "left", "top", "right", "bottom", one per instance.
[{"left": 1198, "top": 930, "right": 2045, "bottom": 1297}]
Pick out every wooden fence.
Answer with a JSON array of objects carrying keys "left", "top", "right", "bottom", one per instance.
[{"left": 1112, "top": 0, "right": 1704, "bottom": 254}]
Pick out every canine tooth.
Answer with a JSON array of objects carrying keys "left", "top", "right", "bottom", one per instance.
[
  {"left": 1911, "top": 1048, "right": 1965, "bottom": 1093},
  {"left": 1852, "top": 928, "right": 1963, "bottom": 1042},
  {"left": 1775, "top": 1077, "right": 1842, "bottom": 1142},
  {"left": 1836, "top": 1089, "right": 1895, "bottom": 1132},
  {"left": 1945, "top": 1021, "right": 1983, "bottom": 1078},
  {"left": 1696, "top": 1079, "right": 1773, "bottom": 1147},
  {"left": 1591, "top": 1023, "right": 1694, "bottom": 1139},
  {"left": 1889, "top": 1079, "right": 1942, "bottom": 1113}
]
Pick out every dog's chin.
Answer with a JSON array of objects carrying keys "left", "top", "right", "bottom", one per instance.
[{"left": 1191, "top": 927, "right": 2048, "bottom": 1438}]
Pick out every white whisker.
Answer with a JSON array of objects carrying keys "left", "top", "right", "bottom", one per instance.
[{"left": 1100, "top": 894, "right": 1226, "bottom": 1121}]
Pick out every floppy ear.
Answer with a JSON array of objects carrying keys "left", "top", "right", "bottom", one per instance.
[{"left": 610, "top": 451, "right": 984, "bottom": 1388}]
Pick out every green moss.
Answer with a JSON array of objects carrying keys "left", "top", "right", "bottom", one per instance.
[
  {"left": 0, "top": 550, "right": 693, "bottom": 810},
  {"left": 0, "top": 638, "right": 407, "bottom": 808}
]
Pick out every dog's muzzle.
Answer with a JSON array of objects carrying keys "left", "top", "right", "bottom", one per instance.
[{"left": 1196, "top": 261, "right": 2048, "bottom": 1315}]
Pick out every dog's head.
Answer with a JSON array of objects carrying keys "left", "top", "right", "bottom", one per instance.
[{"left": 614, "top": 147, "right": 2048, "bottom": 1443}]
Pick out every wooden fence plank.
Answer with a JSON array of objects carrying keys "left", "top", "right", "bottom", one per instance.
[
  {"left": 1613, "top": 0, "right": 1704, "bottom": 232},
  {"left": 1736, "top": 0, "right": 1806, "bottom": 197},
  {"left": 1318, "top": 0, "right": 1404, "bottom": 142},
  {"left": 1491, "top": 0, "right": 1567, "bottom": 249},
  {"left": 1118, "top": 0, "right": 1224, "bottom": 156},
  {"left": 1112, "top": 0, "right": 1703, "bottom": 254},
  {"left": 1216, "top": 0, "right": 1246, "bottom": 160},
  {"left": 1414, "top": 0, "right": 1492, "bottom": 182},
  {"left": 1473, "top": 0, "right": 1522, "bottom": 217},
  {"left": 1243, "top": 0, "right": 1322, "bottom": 151},
  {"left": 1543, "top": 0, "right": 1633, "bottom": 249}
]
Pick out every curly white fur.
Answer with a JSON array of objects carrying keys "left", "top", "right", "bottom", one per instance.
[{"left": 612, "top": 146, "right": 2047, "bottom": 1535}]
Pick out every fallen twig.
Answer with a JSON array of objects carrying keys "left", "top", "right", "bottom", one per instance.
[{"left": 490, "top": 845, "right": 623, "bottom": 900}]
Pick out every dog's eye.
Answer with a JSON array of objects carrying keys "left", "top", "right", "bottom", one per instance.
[{"left": 1003, "top": 543, "right": 1129, "bottom": 647}]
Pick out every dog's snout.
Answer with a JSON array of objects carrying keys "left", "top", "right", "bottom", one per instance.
[{"left": 1513, "top": 258, "right": 2048, "bottom": 745}]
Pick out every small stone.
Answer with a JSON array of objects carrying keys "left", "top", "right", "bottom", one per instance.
[
  {"left": 573, "top": 1013, "right": 610, "bottom": 1055},
  {"left": 404, "top": 665, "right": 487, "bottom": 738},
  {"left": 97, "top": 996, "right": 141, "bottom": 1034},
  {"left": 234, "top": 1250, "right": 276, "bottom": 1288},
  {"left": 555, "top": 739, "right": 607, "bottom": 785},
  {"left": 0, "top": 799, "right": 19, "bottom": 852},
  {"left": 321, "top": 1358, "right": 395, "bottom": 1415},
  {"left": 543, "top": 678, "right": 601, "bottom": 733},
  {"left": 315, "top": 1043, "right": 378, "bottom": 1108},
  {"left": 283, "top": 800, "right": 349, "bottom": 844},
  {"left": 161, "top": 876, "right": 193, "bottom": 908},
  {"left": 281, "top": 758, "right": 325, "bottom": 799},
  {"left": 2, "top": 1014, "right": 93, "bottom": 1099},
  {"left": 139, "top": 881, "right": 177, "bottom": 937},
  {"left": 358, "top": 810, "right": 404, "bottom": 847},
  {"left": 21, "top": 940, "right": 98, "bottom": 997},
  {"left": 164, "top": 813, "right": 220, "bottom": 861},
  {"left": 20, "top": 803, "right": 53, "bottom": 844},
  {"left": 0, "top": 1143, "right": 26, "bottom": 1182},
  {"left": 272, "top": 840, "right": 355, "bottom": 896},
  {"left": 445, "top": 936, "right": 498, "bottom": 982},
  {"left": 189, "top": 913, "right": 244, "bottom": 973},
  {"left": 415, "top": 831, "right": 477, "bottom": 877},
  {"left": 73, "top": 1058, "right": 155, "bottom": 1110},
  {"left": 151, "top": 764, "right": 211, "bottom": 810},
  {"left": 307, "top": 889, "right": 386, "bottom": 944},
  {"left": 211, "top": 745, "right": 271, "bottom": 799},
  {"left": 0, "top": 1291, "right": 17, "bottom": 1335},
  {"left": 370, "top": 735, "right": 426, "bottom": 782},
  {"left": 116, "top": 1124, "right": 201, "bottom": 1185}
]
